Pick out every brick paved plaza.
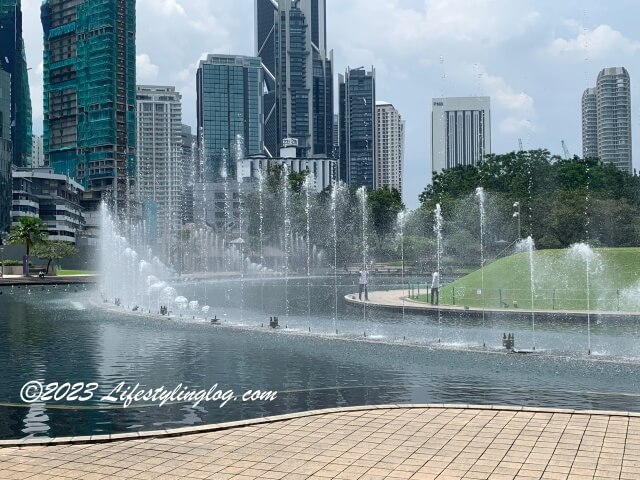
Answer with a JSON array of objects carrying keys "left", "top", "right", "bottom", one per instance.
[{"left": 1, "top": 405, "right": 640, "bottom": 479}]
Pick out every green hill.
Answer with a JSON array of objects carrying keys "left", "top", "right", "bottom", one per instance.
[{"left": 419, "top": 248, "right": 640, "bottom": 312}]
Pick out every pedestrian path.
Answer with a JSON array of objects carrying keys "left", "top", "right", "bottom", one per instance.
[
  {"left": 2, "top": 405, "right": 639, "bottom": 479},
  {"left": 344, "top": 290, "right": 640, "bottom": 319}
]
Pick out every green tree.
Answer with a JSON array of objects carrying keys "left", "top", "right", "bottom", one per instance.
[
  {"left": 368, "top": 187, "right": 405, "bottom": 252},
  {"left": 8, "top": 217, "right": 48, "bottom": 275},
  {"left": 32, "top": 241, "right": 79, "bottom": 274}
]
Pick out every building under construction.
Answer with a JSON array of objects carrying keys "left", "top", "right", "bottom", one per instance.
[
  {"left": 41, "top": 0, "right": 136, "bottom": 217},
  {"left": 0, "top": 0, "right": 33, "bottom": 168}
]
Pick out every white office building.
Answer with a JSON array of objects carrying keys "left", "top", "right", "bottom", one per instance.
[
  {"left": 31, "top": 135, "right": 45, "bottom": 167},
  {"left": 238, "top": 140, "right": 336, "bottom": 193},
  {"left": 431, "top": 97, "right": 491, "bottom": 173},
  {"left": 136, "top": 86, "right": 183, "bottom": 243},
  {"left": 375, "top": 101, "right": 404, "bottom": 195}
]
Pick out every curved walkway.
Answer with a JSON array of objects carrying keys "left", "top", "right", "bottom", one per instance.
[
  {"left": 0, "top": 275, "right": 97, "bottom": 287},
  {"left": 2, "top": 405, "right": 640, "bottom": 479},
  {"left": 344, "top": 290, "right": 640, "bottom": 320}
]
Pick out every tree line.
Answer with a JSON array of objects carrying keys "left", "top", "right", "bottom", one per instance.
[{"left": 419, "top": 150, "right": 640, "bottom": 250}]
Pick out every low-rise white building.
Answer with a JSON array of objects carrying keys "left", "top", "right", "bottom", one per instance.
[{"left": 238, "top": 141, "right": 336, "bottom": 193}]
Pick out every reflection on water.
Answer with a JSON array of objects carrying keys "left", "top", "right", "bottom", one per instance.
[{"left": 0, "top": 279, "right": 640, "bottom": 440}]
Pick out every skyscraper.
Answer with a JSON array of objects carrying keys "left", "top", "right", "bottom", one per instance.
[
  {"left": 375, "top": 101, "right": 404, "bottom": 195},
  {"left": 196, "top": 54, "right": 263, "bottom": 182},
  {"left": 0, "top": 0, "right": 32, "bottom": 168},
  {"left": 582, "top": 67, "right": 632, "bottom": 173},
  {"left": 181, "top": 124, "right": 196, "bottom": 225},
  {"left": 431, "top": 97, "right": 491, "bottom": 173},
  {"left": 136, "top": 86, "right": 183, "bottom": 242},
  {"left": 41, "top": 0, "right": 137, "bottom": 214},
  {"left": 31, "top": 135, "right": 45, "bottom": 167},
  {"left": 581, "top": 88, "right": 598, "bottom": 159},
  {"left": 255, "top": 0, "right": 333, "bottom": 158},
  {"left": 339, "top": 67, "right": 376, "bottom": 189},
  {"left": 0, "top": 69, "right": 10, "bottom": 232}
]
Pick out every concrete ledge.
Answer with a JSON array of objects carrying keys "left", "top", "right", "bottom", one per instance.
[{"left": 2, "top": 403, "right": 638, "bottom": 448}]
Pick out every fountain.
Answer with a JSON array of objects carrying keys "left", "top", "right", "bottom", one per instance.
[
  {"left": 476, "top": 187, "right": 486, "bottom": 348},
  {"left": 397, "top": 211, "right": 406, "bottom": 321},
  {"left": 283, "top": 164, "right": 291, "bottom": 320},
  {"left": 258, "top": 168, "right": 266, "bottom": 311},
  {"left": 570, "top": 243, "right": 597, "bottom": 355},
  {"left": 304, "top": 175, "right": 313, "bottom": 324},
  {"left": 330, "top": 183, "right": 345, "bottom": 332},
  {"left": 434, "top": 204, "right": 443, "bottom": 343},
  {"left": 357, "top": 187, "right": 369, "bottom": 320},
  {"left": 516, "top": 237, "right": 537, "bottom": 351}
]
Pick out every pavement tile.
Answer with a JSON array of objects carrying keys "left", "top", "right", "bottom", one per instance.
[{"left": 4, "top": 407, "right": 640, "bottom": 480}]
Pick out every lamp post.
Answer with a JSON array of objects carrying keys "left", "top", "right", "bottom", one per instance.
[{"left": 513, "top": 202, "right": 522, "bottom": 240}]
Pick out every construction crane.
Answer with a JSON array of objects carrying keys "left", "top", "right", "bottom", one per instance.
[{"left": 561, "top": 140, "right": 571, "bottom": 160}]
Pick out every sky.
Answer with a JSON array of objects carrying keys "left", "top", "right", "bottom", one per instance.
[{"left": 21, "top": 0, "right": 640, "bottom": 209}]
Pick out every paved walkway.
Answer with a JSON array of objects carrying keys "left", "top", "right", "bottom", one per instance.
[
  {"left": 344, "top": 290, "right": 639, "bottom": 319},
  {"left": 0, "top": 275, "right": 96, "bottom": 287},
  {"left": 2, "top": 405, "right": 640, "bottom": 479}
]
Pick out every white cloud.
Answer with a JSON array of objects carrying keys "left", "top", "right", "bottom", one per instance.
[
  {"left": 548, "top": 25, "right": 640, "bottom": 58},
  {"left": 500, "top": 118, "right": 534, "bottom": 135},
  {"left": 330, "top": 0, "right": 540, "bottom": 56},
  {"left": 139, "top": 0, "right": 186, "bottom": 17},
  {"left": 476, "top": 65, "right": 536, "bottom": 134},
  {"left": 136, "top": 54, "right": 159, "bottom": 82}
]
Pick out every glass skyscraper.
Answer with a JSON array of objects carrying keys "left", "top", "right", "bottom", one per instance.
[
  {"left": 0, "top": 70, "right": 11, "bottom": 232},
  {"left": 339, "top": 67, "right": 376, "bottom": 189},
  {"left": 255, "top": 0, "right": 333, "bottom": 158},
  {"left": 196, "top": 55, "right": 263, "bottom": 182},
  {"left": 41, "top": 0, "right": 137, "bottom": 214},
  {"left": 0, "top": 0, "right": 32, "bottom": 168}
]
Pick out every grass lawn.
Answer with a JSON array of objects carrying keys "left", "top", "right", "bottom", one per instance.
[
  {"left": 414, "top": 248, "right": 640, "bottom": 312},
  {"left": 57, "top": 270, "right": 97, "bottom": 276}
]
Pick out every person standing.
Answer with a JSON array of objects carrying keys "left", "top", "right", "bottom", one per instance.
[
  {"left": 359, "top": 268, "right": 369, "bottom": 301},
  {"left": 430, "top": 271, "right": 440, "bottom": 305}
]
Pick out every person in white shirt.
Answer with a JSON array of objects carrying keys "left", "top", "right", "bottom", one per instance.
[
  {"left": 359, "top": 268, "right": 369, "bottom": 301},
  {"left": 430, "top": 271, "right": 440, "bottom": 305}
]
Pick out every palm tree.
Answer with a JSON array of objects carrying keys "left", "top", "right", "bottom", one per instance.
[{"left": 8, "top": 218, "right": 49, "bottom": 276}]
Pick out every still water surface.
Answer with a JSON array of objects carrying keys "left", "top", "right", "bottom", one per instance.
[{"left": 0, "top": 279, "right": 639, "bottom": 440}]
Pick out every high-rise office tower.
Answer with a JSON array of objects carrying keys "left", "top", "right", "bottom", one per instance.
[
  {"left": 136, "top": 86, "right": 183, "bottom": 242},
  {"left": 0, "top": 69, "right": 11, "bottom": 232},
  {"left": 0, "top": 0, "right": 32, "bottom": 168},
  {"left": 431, "top": 97, "right": 491, "bottom": 173},
  {"left": 41, "top": 0, "right": 137, "bottom": 214},
  {"left": 332, "top": 113, "right": 339, "bottom": 160},
  {"left": 582, "top": 67, "right": 632, "bottom": 173},
  {"left": 255, "top": 0, "right": 333, "bottom": 158},
  {"left": 181, "top": 124, "right": 196, "bottom": 225},
  {"left": 339, "top": 67, "right": 376, "bottom": 189},
  {"left": 375, "top": 101, "right": 404, "bottom": 195},
  {"left": 196, "top": 54, "right": 263, "bottom": 182}
]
